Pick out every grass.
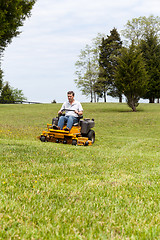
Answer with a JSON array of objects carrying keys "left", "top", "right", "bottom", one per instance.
[{"left": 0, "top": 102, "right": 160, "bottom": 239}]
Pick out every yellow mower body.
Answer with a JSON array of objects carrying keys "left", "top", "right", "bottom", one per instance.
[{"left": 39, "top": 118, "right": 95, "bottom": 146}]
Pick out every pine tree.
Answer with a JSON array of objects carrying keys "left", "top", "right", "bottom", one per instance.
[
  {"left": 115, "top": 43, "right": 148, "bottom": 111},
  {"left": 99, "top": 28, "right": 122, "bottom": 102},
  {"left": 0, "top": 82, "right": 15, "bottom": 103},
  {"left": 140, "top": 32, "right": 160, "bottom": 103}
]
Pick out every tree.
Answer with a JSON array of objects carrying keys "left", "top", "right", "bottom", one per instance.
[
  {"left": 0, "top": 0, "right": 36, "bottom": 89},
  {"left": 140, "top": 32, "right": 160, "bottom": 103},
  {"left": 121, "top": 15, "right": 160, "bottom": 46},
  {"left": 12, "top": 88, "right": 27, "bottom": 102},
  {"left": 0, "top": 69, "right": 2, "bottom": 90},
  {"left": 75, "top": 44, "right": 95, "bottom": 102},
  {"left": 0, "top": 0, "right": 36, "bottom": 52},
  {"left": 94, "top": 66, "right": 108, "bottom": 102},
  {"left": 121, "top": 15, "right": 160, "bottom": 103},
  {"left": 75, "top": 33, "right": 106, "bottom": 102},
  {"left": 0, "top": 82, "right": 27, "bottom": 103},
  {"left": 0, "top": 82, "right": 14, "bottom": 103},
  {"left": 115, "top": 43, "right": 148, "bottom": 112},
  {"left": 99, "top": 28, "right": 123, "bottom": 102}
]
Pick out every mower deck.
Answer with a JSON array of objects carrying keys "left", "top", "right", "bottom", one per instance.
[{"left": 39, "top": 124, "right": 92, "bottom": 146}]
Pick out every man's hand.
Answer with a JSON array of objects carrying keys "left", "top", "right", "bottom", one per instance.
[{"left": 75, "top": 110, "right": 83, "bottom": 115}]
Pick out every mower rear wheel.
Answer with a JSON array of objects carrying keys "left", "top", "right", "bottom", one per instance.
[{"left": 87, "top": 130, "right": 95, "bottom": 143}]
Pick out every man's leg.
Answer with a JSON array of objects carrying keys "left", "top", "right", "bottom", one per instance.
[
  {"left": 66, "top": 116, "right": 78, "bottom": 130},
  {"left": 58, "top": 116, "right": 68, "bottom": 130}
]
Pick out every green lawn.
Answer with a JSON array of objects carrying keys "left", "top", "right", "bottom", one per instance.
[{"left": 0, "top": 103, "right": 160, "bottom": 239}]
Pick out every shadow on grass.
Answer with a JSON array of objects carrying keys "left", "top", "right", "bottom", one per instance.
[
  {"left": 117, "top": 109, "right": 145, "bottom": 113},
  {"left": 91, "top": 108, "right": 145, "bottom": 113}
]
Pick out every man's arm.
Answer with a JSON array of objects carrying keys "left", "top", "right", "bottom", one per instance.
[
  {"left": 74, "top": 110, "right": 83, "bottom": 116},
  {"left": 58, "top": 102, "right": 65, "bottom": 114},
  {"left": 75, "top": 102, "right": 83, "bottom": 116}
]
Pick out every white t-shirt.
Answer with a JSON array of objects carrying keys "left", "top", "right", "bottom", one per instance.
[{"left": 60, "top": 100, "right": 83, "bottom": 117}]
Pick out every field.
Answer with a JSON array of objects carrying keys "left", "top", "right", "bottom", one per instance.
[{"left": 0, "top": 102, "right": 160, "bottom": 239}]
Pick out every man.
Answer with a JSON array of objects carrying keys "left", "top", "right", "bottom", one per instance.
[{"left": 55, "top": 91, "right": 83, "bottom": 131}]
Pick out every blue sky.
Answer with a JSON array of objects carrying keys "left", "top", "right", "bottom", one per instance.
[{"left": 2, "top": 0, "right": 160, "bottom": 103}]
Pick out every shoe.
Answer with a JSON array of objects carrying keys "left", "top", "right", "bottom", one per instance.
[
  {"left": 64, "top": 127, "right": 70, "bottom": 131},
  {"left": 53, "top": 125, "right": 60, "bottom": 130}
]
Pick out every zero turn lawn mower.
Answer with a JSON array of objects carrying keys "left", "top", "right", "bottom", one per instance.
[{"left": 39, "top": 109, "right": 95, "bottom": 146}]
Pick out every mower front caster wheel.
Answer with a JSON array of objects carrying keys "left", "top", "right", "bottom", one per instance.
[
  {"left": 40, "top": 136, "right": 46, "bottom": 142},
  {"left": 72, "top": 139, "right": 77, "bottom": 146},
  {"left": 84, "top": 141, "right": 89, "bottom": 146}
]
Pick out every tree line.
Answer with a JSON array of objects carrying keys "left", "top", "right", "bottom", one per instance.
[
  {"left": 0, "top": 0, "right": 36, "bottom": 103},
  {"left": 75, "top": 15, "right": 160, "bottom": 111}
]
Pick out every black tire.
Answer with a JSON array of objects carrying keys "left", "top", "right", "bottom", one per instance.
[
  {"left": 84, "top": 141, "right": 89, "bottom": 146},
  {"left": 72, "top": 139, "right": 77, "bottom": 145},
  {"left": 87, "top": 130, "right": 95, "bottom": 143},
  {"left": 40, "top": 136, "right": 46, "bottom": 142},
  {"left": 63, "top": 139, "right": 67, "bottom": 144}
]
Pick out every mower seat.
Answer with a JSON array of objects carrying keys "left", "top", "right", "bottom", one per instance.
[
  {"left": 73, "top": 115, "right": 83, "bottom": 126},
  {"left": 73, "top": 123, "right": 79, "bottom": 126}
]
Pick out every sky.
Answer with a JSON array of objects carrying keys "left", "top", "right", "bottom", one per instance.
[{"left": 2, "top": 0, "right": 160, "bottom": 103}]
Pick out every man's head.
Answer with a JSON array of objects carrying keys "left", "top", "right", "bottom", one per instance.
[{"left": 67, "top": 91, "right": 75, "bottom": 103}]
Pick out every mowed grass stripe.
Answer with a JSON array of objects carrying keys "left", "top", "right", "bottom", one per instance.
[{"left": 0, "top": 103, "right": 159, "bottom": 239}]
